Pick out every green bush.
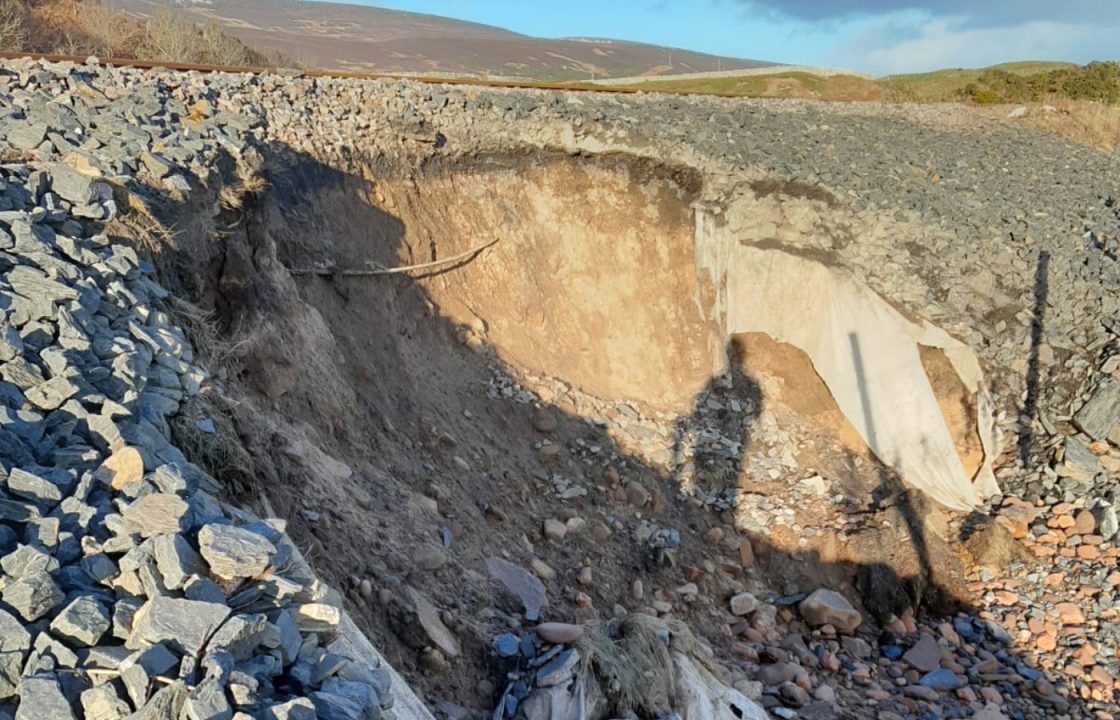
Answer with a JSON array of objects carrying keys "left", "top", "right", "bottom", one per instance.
[{"left": 962, "top": 62, "right": 1120, "bottom": 105}]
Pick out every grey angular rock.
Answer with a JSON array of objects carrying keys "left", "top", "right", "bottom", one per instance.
[
  {"left": 0, "top": 543, "right": 59, "bottom": 577},
  {"left": 486, "top": 555, "right": 546, "bottom": 621},
  {"left": 537, "top": 648, "right": 580, "bottom": 687},
  {"left": 121, "top": 493, "right": 189, "bottom": 538},
  {"left": 0, "top": 497, "right": 40, "bottom": 522},
  {"left": 0, "top": 323, "right": 22, "bottom": 362},
  {"left": 293, "top": 602, "right": 341, "bottom": 635},
  {"left": 25, "top": 516, "right": 60, "bottom": 549},
  {"left": 1094, "top": 503, "right": 1119, "bottom": 542},
  {"left": 902, "top": 633, "right": 941, "bottom": 673},
  {"left": 49, "top": 164, "right": 102, "bottom": 205},
  {"left": 140, "top": 152, "right": 175, "bottom": 179},
  {"left": 25, "top": 374, "right": 81, "bottom": 411},
  {"left": 1074, "top": 377, "right": 1120, "bottom": 442},
  {"left": 15, "top": 674, "right": 76, "bottom": 720},
  {"left": 407, "top": 588, "right": 460, "bottom": 659},
  {"left": 310, "top": 691, "right": 365, "bottom": 720},
  {"left": 29, "top": 631, "right": 79, "bottom": 669},
  {"left": 6, "top": 467, "right": 72, "bottom": 505},
  {"left": 8, "top": 122, "right": 48, "bottom": 151},
  {"left": 80, "top": 684, "right": 131, "bottom": 720},
  {"left": 272, "top": 609, "right": 301, "bottom": 665},
  {"left": 121, "top": 643, "right": 181, "bottom": 707},
  {"left": 2, "top": 356, "right": 46, "bottom": 389},
  {"left": 260, "top": 698, "right": 317, "bottom": 720},
  {"left": 49, "top": 595, "right": 111, "bottom": 646},
  {"left": 799, "top": 589, "right": 861, "bottom": 634},
  {"left": 9, "top": 263, "right": 81, "bottom": 301},
  {"left": 152, "top": 533, "right": 206, "bottom": 589},
  {"left": 1056, "top": 436, "right": 1101, "bottom": 483},
  {"left": 82, "top": 552, "right": 119, "bottom": 584},
  {"left": 2, "top": 570, "right": 64, "bottom": 621},
  {"left": 127, "top": 595, "right": 231, "bottom": 656},
  {"left": 127, "top": 680, "right": 188, "bottom": 720},
  {"left": 0, "top": 651, "right": 21, "bottom": 700},
  {"left": 208, "top": 614, "right": 268, "bottom": 662},
  {"left": 198, "top": 523, "right": 276, "bottom": 580},
  {"left": 183, "top": 678, "right": 233, "bottom": 720},
  {"left": 184, "top": 576, "right": 227, "bottom": 604},
  {"left": 0, "top": 609, "right": 31, "bottom": 653}
]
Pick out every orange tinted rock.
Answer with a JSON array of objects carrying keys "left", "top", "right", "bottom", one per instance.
[
  {"left": 97, "top": 447, "right": 144, "bottom": 489},
  {"left": 1090, "top": 667, "right": 1113, "bottom": 686},
  {"left": 1075, "top": 643, "right": 1098, "bottom": 666},
  {"left": 1057, "top": 602, "right": 1086, "bottom": 625},
  {"left": 1072, "top": 510, "right": 1097, "bottom": 535},
  {"left": 1044, "top": 572, "right": 1066, "bottom": 587},
  {"left": 1078, "top": 545, "right": 1102, "bottom": 560}
]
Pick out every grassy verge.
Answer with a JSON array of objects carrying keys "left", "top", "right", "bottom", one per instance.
[{"left": 0, "top": 0, "right": 287, "bottom": 66}]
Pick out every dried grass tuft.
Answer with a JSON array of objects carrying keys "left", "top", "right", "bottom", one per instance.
[
  {"left": 575, "top": 613, "right": 720, "bottom": 718},
  {"left": 171, "top": 393, "right": 256, "bottom": 500},
  {"left": 1019, "top": 100, "right": 1120, "bottom": 153},
  {"left": 167, "top": 296, "right": 256, "bottom": 373}
]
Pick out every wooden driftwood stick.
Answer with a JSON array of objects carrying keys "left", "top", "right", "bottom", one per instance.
[{"left": 287, "top": 238, "right": 500, "bottom": 277}]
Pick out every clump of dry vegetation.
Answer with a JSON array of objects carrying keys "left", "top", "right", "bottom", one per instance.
[
  {"left": 1, "top": 0, "right": 286, "bottom": 66},
  {"left": 0, "top": 0, "right": 30, "bottom": 49},
  {"left": 1002, "top": 100, "right": 1120, "bottom": 153}
]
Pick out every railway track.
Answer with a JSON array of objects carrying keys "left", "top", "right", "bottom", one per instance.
[{"left": 0, "top": 49, "right": 658, "bottom": 96}]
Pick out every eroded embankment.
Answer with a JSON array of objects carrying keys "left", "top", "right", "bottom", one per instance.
[
  {"left": 155, "top": 142, "right": 1027, "bottom": 712},
  {"left": 4, "top": 57, "right": 1118, "bottom": 720}
]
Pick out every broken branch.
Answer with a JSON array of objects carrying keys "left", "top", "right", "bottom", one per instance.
[{"left": 287, "top": 238, "right": 500, "bottom": 277}]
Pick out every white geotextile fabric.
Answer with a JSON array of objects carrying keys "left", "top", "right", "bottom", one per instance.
[
  {"left": 674, "top": 655, "right": 770, "bottom": 720},
  {"left": 726, "top": 246, "right": 998, "bottom": 511}
]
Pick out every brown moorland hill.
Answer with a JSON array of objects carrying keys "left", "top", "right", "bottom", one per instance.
[{"left": 105, "top": 0, "right": 775, "bottom": 80}]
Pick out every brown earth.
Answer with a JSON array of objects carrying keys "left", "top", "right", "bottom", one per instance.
[{"left": 140, "top": 144, "right": 992, "bottom": 709}]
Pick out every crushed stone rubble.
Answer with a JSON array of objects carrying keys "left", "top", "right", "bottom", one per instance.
[
  {"left": 487, "top": 363, "right": 1120, "bottom": 719},
  {"left": 0, "top": 54, "right": 1118, "bottom": 720},
  {"left": 0, "top": 58, "right": 396, "bottom": 719}
]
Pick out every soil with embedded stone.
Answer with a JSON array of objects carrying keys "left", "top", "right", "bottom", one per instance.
[{"left": 0, "top": 56, "right": 1117, "bottom": 720}]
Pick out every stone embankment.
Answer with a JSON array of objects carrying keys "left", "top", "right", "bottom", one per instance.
[{"left": 0, "top": 54, "right": 1117, "bottom": 720}]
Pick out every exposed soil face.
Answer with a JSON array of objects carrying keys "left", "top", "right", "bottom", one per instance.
[
  {"left": 143, "top": 145, "right": 984, "bottom": 708},
  {"left": 161, "top": 148, "right": 739, "bottom": 705},
  {"left": 372, "top": 152, "right": 714, "bottom": 411}
]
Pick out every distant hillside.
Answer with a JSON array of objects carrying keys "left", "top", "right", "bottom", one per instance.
[
  {"left": 104, "top": 0, "right": 775, "bottom": 80},
  {"left": 602, "top": 60, "right": 1119, "bottom": 105}
]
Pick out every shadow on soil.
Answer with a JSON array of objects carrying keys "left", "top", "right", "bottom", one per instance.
[{"left": 134, "top": 141, "right": 1096, "bottom": 719}]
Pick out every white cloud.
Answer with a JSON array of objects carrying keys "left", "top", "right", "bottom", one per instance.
[{"left": 831, "top": 18, "right": 1120, "bottom": 75}]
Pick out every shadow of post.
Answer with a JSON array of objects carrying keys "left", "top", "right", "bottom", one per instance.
[
  {"left": 849, "top": 332, "right": 935, "bottom": 616},
  {"left": 1018, "top": 250, "right": 1051, "bottom": 470}
]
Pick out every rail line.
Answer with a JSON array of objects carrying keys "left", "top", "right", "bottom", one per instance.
[{"left": 0, "top": 50, "right": 670, "bottom": 96}]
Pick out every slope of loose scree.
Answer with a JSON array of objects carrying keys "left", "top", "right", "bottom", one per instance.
[
  {"left": 0, "top": 59, "right": 416, "bottom": 720},
  {"left": 1, "top": 57, "right": 1119, "bottom": 720}
]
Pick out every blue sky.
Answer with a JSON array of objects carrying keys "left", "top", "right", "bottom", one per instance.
[{"left": 335, "top": 1, "right": 1118, "bottom": 75}]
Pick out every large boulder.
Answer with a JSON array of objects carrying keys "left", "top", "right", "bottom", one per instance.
[{"left": 799, "top": 589, "right": 861, "bottom": 634}]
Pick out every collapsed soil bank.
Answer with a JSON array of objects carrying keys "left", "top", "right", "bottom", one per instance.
[
  {"left": 145, "top": 141, "right": 993, "bottom": 708},
  {"left": 4, "top": 57, "right": 1119, "bottom": 718},
  {"left": 367, "top": 153, "right": 714, "bottom": 411}
]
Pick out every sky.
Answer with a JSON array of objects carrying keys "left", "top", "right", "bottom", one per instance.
[{"left": 340, "top": 0, "right": 1118, "bottom": 75}]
